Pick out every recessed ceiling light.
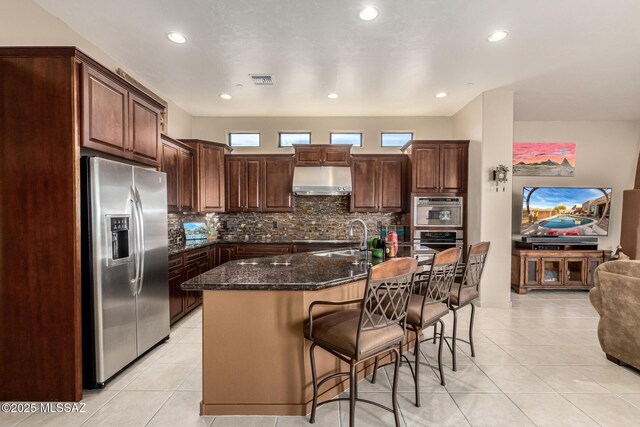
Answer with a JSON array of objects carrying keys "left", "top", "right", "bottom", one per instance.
[
  {"left": 435, "top": 92, "right": 448, "bottom": 98},
  {"left": 167, "top": 31, "right": 187, "bottom": 44},
  {"left": 219, "top": 93, "right": 232, "bottom": 100},
  {"left": 328, "top": 93, "right": 339, "bottom": 99},
  {"left": 359, "top": 6, "right": 379, "bottom": 21},
  {"left": 487, "top": 30, "right": 508, "bottom": 42}
]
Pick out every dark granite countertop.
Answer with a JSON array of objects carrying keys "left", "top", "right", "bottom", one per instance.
[
  {"left": 181, "top": 245, "right": 424, "bottom": 292},
  {"left": 168, "top": 238, "right": 359, "bottom": 256}
]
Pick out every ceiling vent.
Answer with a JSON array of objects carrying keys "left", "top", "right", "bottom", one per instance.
[{"left": 250, "top": 74, "right": 275, "bottom": 85}]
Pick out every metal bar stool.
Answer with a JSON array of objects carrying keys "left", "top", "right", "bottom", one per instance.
[
  {"left": 304, "top": 257, "right": 418, "bottom": 427},
  {"left": 448, "top": 242, "right": 490, "bottom": 371},
  {"left": 401, "top": 247, "right": 461, "bottom": 407}
]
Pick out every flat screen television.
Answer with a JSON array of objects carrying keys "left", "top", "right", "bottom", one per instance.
[{"left": 521, "top": 187, "right": 612, "bottom": 237}]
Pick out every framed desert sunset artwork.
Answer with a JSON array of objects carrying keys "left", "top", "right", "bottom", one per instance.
[{"left": 513, "top": 142, "right": 576, "bottom": 176}]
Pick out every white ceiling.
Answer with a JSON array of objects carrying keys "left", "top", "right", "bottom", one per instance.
[{"left": 36, "top": 0, "right": 640, "bottom": 120}]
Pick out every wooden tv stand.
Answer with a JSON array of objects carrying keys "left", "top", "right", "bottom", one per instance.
[{"left": 511, "top": 242, "right": 611, "bottom": 294}]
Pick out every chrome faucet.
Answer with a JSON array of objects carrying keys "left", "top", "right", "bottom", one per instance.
[{"left": 348, "top": 219, "right": 368, "bottom": 252}]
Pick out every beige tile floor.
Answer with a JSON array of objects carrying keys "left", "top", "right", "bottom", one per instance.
[{"left": 4, "top": 290, "right": 640, "bottom": 426}]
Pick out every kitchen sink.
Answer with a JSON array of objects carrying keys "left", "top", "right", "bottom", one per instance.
[{"left": 313, "top": 249, "right": 362, "bottom": 257}]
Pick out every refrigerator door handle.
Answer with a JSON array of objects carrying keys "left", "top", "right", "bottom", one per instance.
[
  {"left": 129, "top": 187, "right": 141, "bottom": 295},
  {"left": 133, "top": 186, "right": 146, "bottom": 296}
]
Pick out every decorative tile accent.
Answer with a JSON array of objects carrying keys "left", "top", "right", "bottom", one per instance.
[{"left": 168, "top": 196, "right": 404, "bottom": 244}]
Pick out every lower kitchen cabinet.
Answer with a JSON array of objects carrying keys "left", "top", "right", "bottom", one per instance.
[
  {"left": 215, "top": 244, "right": 237, "bottom": 265},
  {"left": 168, "top": 267, "right": 186, "bottom": 323},
  {"left": 168, "top": 247, "right": 209, "bottom": 325}
]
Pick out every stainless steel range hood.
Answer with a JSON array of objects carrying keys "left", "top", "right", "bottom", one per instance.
[{"left": 292, "top": 166, "right": 352, "bottom": 196}]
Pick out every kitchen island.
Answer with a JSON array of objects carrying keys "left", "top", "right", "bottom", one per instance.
[{"left": 181, "top": 248, "right": 417, "bottom": 416}]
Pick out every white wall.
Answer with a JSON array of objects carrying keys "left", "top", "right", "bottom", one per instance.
[
  {"left": 513, "top": 121, "right": 640, "bottom": 250},
  {"left": 166, "top": 100, "right": 193, "bottom": 139},
  {"left": 452, "top": 91, "right": 514, "bottom": 308},
  {"left": 0, "top": 0, "right": 192, "bottom": 139},
  {"left": 480, "top": 92, "right": 515, "bottom": 308},
  {"left": 453, "top": 95, "right": 483, "bottom": 247},
  {"left": 192, "top": 116, "right": 453, "bottom": 154}
]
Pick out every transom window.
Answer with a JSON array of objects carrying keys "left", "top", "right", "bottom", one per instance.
[
  {"left": 381, "top": 132, "right": 413, "bottom": 147},
  {"left": 229, "top": 133, "right": 260, "bottom": 148},
  {"left": 330, "top": 132, "right": 362, "bottom": 147},
  {"left": 279, "top": 132, "right": 311, "bottom": 147}
]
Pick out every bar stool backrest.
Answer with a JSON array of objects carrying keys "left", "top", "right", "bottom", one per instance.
[
  {"left": 355, "top": 258, "right": 418, "bottom": 354},
  {"left": 459, "top": 242, "right": 490, "bottom": 294},
  {"left": 415, "top": 247, "right": 462, "bottom": 305}
]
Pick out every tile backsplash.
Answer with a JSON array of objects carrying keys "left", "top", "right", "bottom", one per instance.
[{"left": 168, "top": 196, "right": 405, "bottom": 244}]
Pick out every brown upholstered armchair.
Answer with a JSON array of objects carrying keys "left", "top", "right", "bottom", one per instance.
[{"left": 589, "top": 260, "right": 640, "bottom": 370}]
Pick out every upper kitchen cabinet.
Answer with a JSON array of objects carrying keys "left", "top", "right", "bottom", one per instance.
[
  {"left": 402, "top": 140, "right": 469, "bottom": 194},
  {"left": 82, "top": 63, "right": 164, "bottom": 167},
  {"left": 225, "top": 156, "right": 263, "bottom": 212},
  {"left": 323, "top": 146, "right": 352, "bottom": 166},
  {"left": 263, "top": 155, "right": 294, "bottom": 212},
  {"left": 181, "top": 139, "right": 233, "bottom": 213},
  {"left": 350, "top": 155, "right": 407, "bottom": 213},
  {"left": 128, "top": 93, "right": 161, "bottom": 165},
  {"left": 83, "top": 66, "right": 128, "bottom": 155},
  {"left": 160, "top": 135, "right": 195, "bottom": 213},
  {"left": 293, "top": 145, "right": 351, "bottom": 166},
  {"left": 225, "top": 155, "right": 294, "bottom": 213}
]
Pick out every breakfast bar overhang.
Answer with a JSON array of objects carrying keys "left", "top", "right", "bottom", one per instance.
[{"left": 181, "top": 249, "right": 415, "bottom": 416}]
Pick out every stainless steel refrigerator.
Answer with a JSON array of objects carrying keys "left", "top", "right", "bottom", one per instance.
[{"left": 81, "top": 157, "right": 170, "bottom": 388}]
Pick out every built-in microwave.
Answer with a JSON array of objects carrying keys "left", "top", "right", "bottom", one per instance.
[{"left": 413, "top": 196, "right": 463, "bottom": 227}]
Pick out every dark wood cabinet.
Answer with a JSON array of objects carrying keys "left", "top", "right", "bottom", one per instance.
[
  {"left": 412, "top": 144, "right": 439, "bottom": 192},
  {"left": 245, "top": 158, "right": 263, "bottom": 211},
  {"left": 83, "top": 65, "right": 128, "bottom": 156},
  {"left": 323, "top": 146, "right": 352, "bottom": 166},
  {"left": 226, "top": 156, "right": 244, "bottom": 212},
  {"left": 161, "top": 135, "right": 195, "bottom": 213},
  {"left": 440, "top": 144, "right": 468, "bottom": 193},
  {"left": 184, "top": 258, "right": 207, "bottom": 310},
  {"left": 350, "top": 155, "right": 407, "bottom": 213},
  {"left": 225, "top": 156, "right": 263, "bottom": 212},
  {"left": 294, "top": 145, "right": 351, "bottom": 166},
  {"left": 216, "top": 244, "right": 237, "bottom": 265},
  {"left": 293, "top": 146, "right": 323, "bottom": 165},
  {"left": 180, "top": 149, "right": 195, "bottom": 212},
  {"left": 379, "top": 156, "right": 407, "bottom": 211},
  {"left": 181, "top": 139, "right": 232, "bottom": 213},
  {"left": 351, "top": 157, "right": 379, "bottom": 211},
  {"left": 169, "top": 247, "right": 209, "bottom": 325},
  {"left": 263, "top": 156, "right": 294, "bottom": 212},
  {"left": 161, "top": 140, "right": 180, "bottom": 212},
  {"left": 402, "top": 140, "right": 468, "bottom": 194},
  {"left": 512, "top": 248, "right": 611, "bottom": 294},
  {"left": 168, "top": 266, "right": 186, "bottom": 323},
  {"left": 226, "top": 155, "right": 294, "bottom": 213},
  {"left": 128, "top": 93, "right": 161, "bottom": 166},
  {"left": 82, "top": 64, "right": 163, "bottom": 167}
]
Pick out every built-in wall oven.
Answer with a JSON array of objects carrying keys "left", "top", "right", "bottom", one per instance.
[
  {"left": 413, "top": 196, "right": 463, "bottom": 227},
  {"left": 412, "top": 230, "right": 464, "bottom": 263}
]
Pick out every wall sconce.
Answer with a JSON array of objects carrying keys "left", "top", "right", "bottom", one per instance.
[{"left": 492, "top": 165, "right": 510, "bottom": 192}]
